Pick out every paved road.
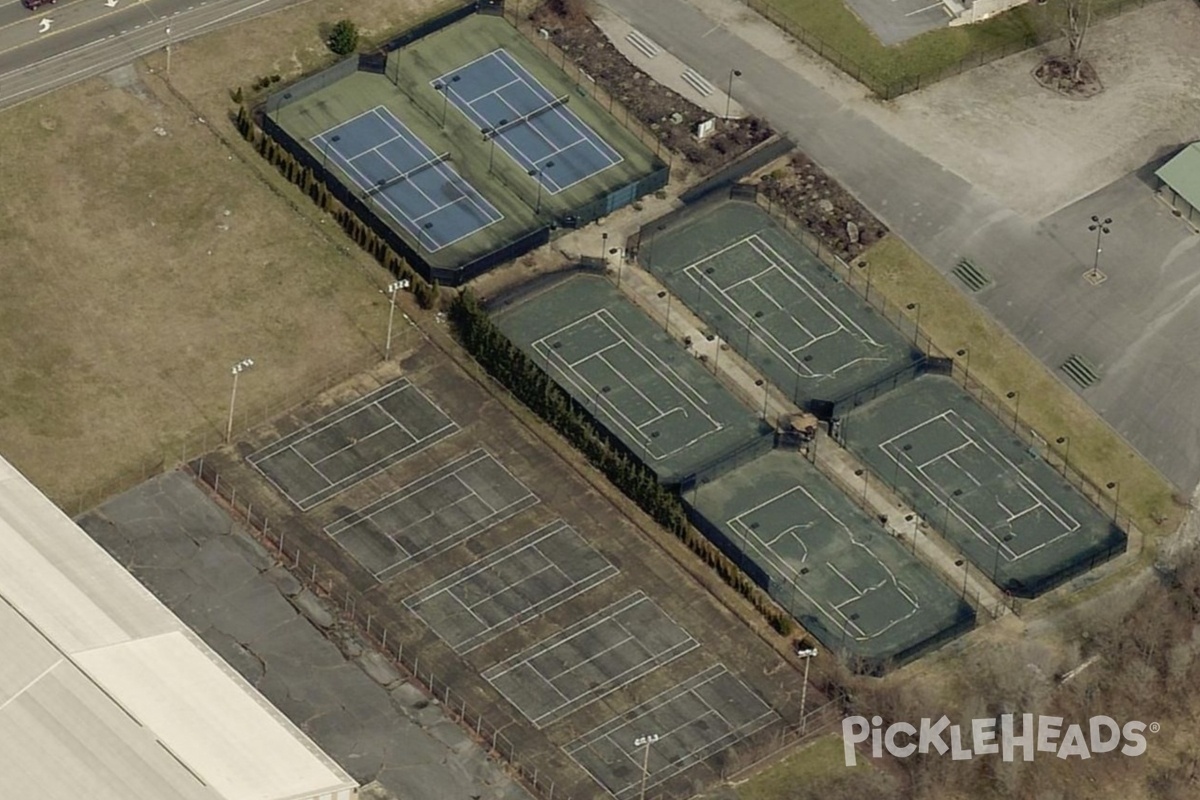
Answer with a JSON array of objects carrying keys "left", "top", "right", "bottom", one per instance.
[
  {"left": 599, "top": 0, "right": 1200, "bottom": 491},
  {"left": 0, "top": 0, "right": 300, "bottom": 108}
]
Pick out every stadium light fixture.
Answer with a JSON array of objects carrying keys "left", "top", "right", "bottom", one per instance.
[
  {"left": 1006, "top": 390, "right": 1021, "bottom": 432},
  {"left": 633, "top": 734, "right": 660, "bottom": 800},
  {"left": 1056, "top": 436, "right": 1071, "bottom": 476},
  {"left": 1106, "top": 481, "right": 1121, "bottom": 524},
  {"left": 226, "top": 358, "right": 255, "bottom": 443},
  {"left": 384, "top": 279, "right": 411, "bottom": 361},
  {"left": 796, "top": 644, "right": 818, "bottom": 733},
  {"left": 905, "top": 302, "right": 921, "bottom": 346},
  {"left": 1087, "top": 215, "right": 1113, "bottom": 282}
]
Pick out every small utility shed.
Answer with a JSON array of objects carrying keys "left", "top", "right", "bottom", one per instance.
[{"left": 1155, "top": 142, "right": 1200, "bottom": 225}]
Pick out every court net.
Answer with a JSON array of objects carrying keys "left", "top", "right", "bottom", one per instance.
[
  {"left": 486, "top": 95, "right": 570, "bottom": 139},
  {"left": 366, "top": 152, "right": 450, "bottom": 196}
]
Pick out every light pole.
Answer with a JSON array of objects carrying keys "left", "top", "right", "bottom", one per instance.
[
  {"left": 1106, "top": 481, "right": 1121, "bottom": 524},
  {"left": 755, "top": 378, "right": 768, "bottom": 420},
  {"left": 528, "top": 159, "right": 554, "bottom": 215},
  {"left": 725, "top": 68, "right": 742, "bottom": 119},
  {"left": 226, "top": 358, "right": 254, "bottom": 443},
  {"left": 857, "top": 260, "right": 872, "bottom": 301},
  {"left": 436, "top": 75, "right": 461, "bottom": 129},
  {"left": 1087, "top": 215, "right": 1112, "bottom": 281},
  {"left": 956, "top": 347, "right": 971, "bottom": 384},
  {"left": 992, "top": 530, "right": 1015, "bottom": 584},
  {"left": 1006, "top": 390, "right": 1021, "bottom": 432},
  {"left": 1056, "top": 436, "right": 1071, "bottom": 476},
  {"left": 384, "top": 279, "right": 410, "bottom": 360},
  {"left": 634, "top": 734, "right": 660, "bottom": 800},
  {"left": 483, "top": 119, "right": 507, "bottom": 174},
  {"left": 165, "top": 27, "right": 172, "bottom": 77},
  {"left": 905, "top": 302, "right": 921, "bottom": 347},
  {"left": 660, "top": 290, "right": 673, "bottom": 333},
  {"left": 602, "top": 231, "right": 609, "bottom": 267},
  {"left": 612, "top": 248, "right": 623, "bottom": 289},
  {"left": 797, "top": 645, "right": 818, "bottom": 734}
]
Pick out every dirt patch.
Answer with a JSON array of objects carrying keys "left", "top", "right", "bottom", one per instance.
[
  {"left": 529, "top": 3, "right": 772, "bottom": 172},
  {"left": 1033, "top": 57, "right": 1104, "bottom": 98},
  {"left": 752, "top": 153, "right": 888, "bottom": 259}
]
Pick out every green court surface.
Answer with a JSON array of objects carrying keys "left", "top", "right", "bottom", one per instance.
[
  {"left": 842, "top": 376, "right": 1126, "bottom": 597},
  {"left": 689, "top": 449, "right": 973, "bottom": 668},
  {"left": 642, "top": 200, "right": 918, "bottom": 407},
  {"left": 495, "top": 274, "right": 772, "bottom": 484},
  {"left": 268, "top": 13, "right": 659, "bottom": 271}
]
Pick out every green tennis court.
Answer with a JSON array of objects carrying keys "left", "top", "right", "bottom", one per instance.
[
  {"left": 842, "top": 376, "right": 1126, "bottom": 596},
  {"left": 689, "top": 449, "right": 973, "bottom": 668},
  {"left": 495, "top": 274, "right": 771, "bottom": 483},
  {"left": 643, "top": 200, "right": 917, "bottom": 407}
]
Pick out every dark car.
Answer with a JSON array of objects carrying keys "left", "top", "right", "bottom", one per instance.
[{"left": 23, "top": 0, "right": 56, "bottom": 9}]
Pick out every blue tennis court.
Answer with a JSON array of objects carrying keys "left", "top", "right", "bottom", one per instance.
[
  {"left": 312, "top": 106, "right": 503, "bottom": 252},
  {"left": 433, "top": 49, "right": 623, "bottom": 194}
]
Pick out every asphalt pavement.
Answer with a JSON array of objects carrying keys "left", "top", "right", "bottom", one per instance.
[
  {"left": 598, "top": 0, "right": 1200, "bottom": 491},
  {"left": 79, "top": 470, "right": 531, "bottom": 800},
  {"left": 0, "top": 0, "right": 301, "bottom": 108}
]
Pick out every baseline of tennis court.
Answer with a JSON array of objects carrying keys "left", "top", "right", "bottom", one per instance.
[
  {"left": 564, "top": 664, "right": 778, "bottom": 800},
  {"left": 434, "top": 48, "right": 623, "bottom": 194},
  {"left": 403, "top": 519, "right": 618, "bottom": 653},
  {"left": 495, "top": 275, "right": 771, "bottom": 483},
  {"left": 842, "top": 376, "right": 1125, "bottom": 596},
  {"left": 534, "top": 308, "right": 723, "bottom": 461},
  {"left": 313, "top": 106, "right": 503, "bottom": 252},
  {"left": 689, "top": 450, "right": 972, "bottom": 665},
  {"left": 646, "top": 200, "right": 915, "bottom": 405},
  {"left": 247, "top": 378, "right": 458, "bottom": 511},
  {"left": 324, "top": 448, "right": 538, "bottom": 582},
  {"left": 482, "top": 592, "right": 697, "bottom": 729}
]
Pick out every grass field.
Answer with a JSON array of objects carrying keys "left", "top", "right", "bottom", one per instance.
[
  {"left": 751, "top": 0, "right": 1150, "bottom": 92},
  {"left": 861, "top": 236, "right": 1183, "bottom": 546},
  {"left": 0, "top": 0, "right": 457, "bottom": 507},
  {"left": 736, "top": 735, "right": 866, "bottom": 800}
]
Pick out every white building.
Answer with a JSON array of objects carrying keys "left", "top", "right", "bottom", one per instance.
[{"left": 0, "top": 455, "right": 359, "bottom": 800}]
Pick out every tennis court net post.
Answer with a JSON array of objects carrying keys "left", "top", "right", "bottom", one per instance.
[
  {"left": 366, "top": 152, "right": 451, "bottom": 196},
  {"left": 485, "top": 95, "right": 570, "bottom": 139}
]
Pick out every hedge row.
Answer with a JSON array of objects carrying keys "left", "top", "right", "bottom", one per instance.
[
  {"left": 449, "top": 289, "right": 792, "bottom": 636},
  {"left": 234, "top": 104, "right": 439, "bottom": 309}
]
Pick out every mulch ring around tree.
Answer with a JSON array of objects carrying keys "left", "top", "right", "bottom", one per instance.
[{"left": 1033, "top": 57, "right": 1103, "bottom": 99}]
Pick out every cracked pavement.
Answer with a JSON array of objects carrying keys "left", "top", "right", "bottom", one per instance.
[{"left": 78, "top": 470, "right": 530, "bottom": 800}]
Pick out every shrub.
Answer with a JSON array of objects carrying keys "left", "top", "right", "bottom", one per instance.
[{"left": 327, "top": 19, "right": 359, "bottom": 56}]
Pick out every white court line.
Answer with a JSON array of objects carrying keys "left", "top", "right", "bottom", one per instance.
[
  {"left": 484, "top": 592, "right": 697, "bottom": 727},
  {"left": 727, "top": 484, "right": 919, "bottom": 641},
  {"left": 683, "top": 233, "right": 885, "bottom": 379},
  {"left": 533, "top": 309, "right": 722, "bottom": 459},
  {"left": 248, "top": 381, "right": 459, "bottom": 510},
  {"left": 442, "top": 49, "right": 622, "bottom": 194},
  {"left": 563, "top": 665, "right": 777, "bottom": 800},
  {"left": 879, "top": 410, "right": 1081, "bottom": 561},
  {"left": 403, "top": 520, "right": 618, "bottom": 653},
  {"left": 358, "top": 107, "right": 504, "bottom": 249}
]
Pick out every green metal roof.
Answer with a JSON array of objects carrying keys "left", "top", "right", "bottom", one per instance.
[{"left": 1156, "top": 142, "right": 1200, "bottom": 211}]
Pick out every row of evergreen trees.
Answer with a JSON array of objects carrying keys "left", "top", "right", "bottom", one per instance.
[
  {"left": 449, "top": 289, "right": 793, "bottom": 637},
  {"left": 234, "top": 104, "right": 440, "bottom": 310}
]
